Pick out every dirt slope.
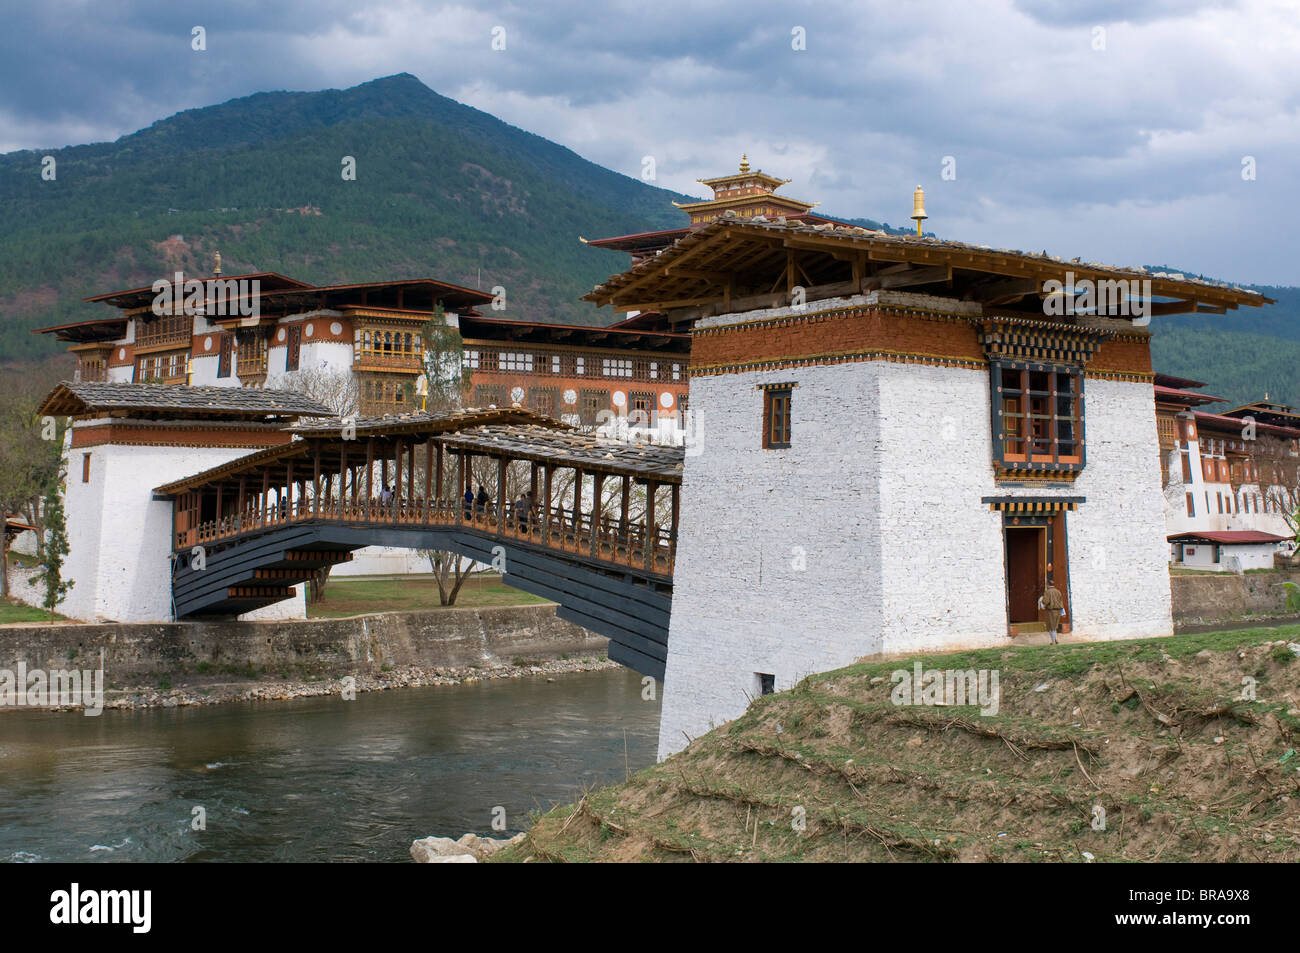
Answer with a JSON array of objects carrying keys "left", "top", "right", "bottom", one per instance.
[{"left": 498, "top": 625, "right": 1300, "bottom": 862}]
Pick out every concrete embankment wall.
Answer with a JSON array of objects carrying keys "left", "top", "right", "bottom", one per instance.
[
  {"left": 0, "top": 605, "right": 606, "bottom": 684},
  {"left": 1170, "top": 570, "right": 1300, "bottom": 623}
]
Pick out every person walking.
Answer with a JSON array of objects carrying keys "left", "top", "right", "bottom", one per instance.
[
  {"left": 474, "top": 484, "right": 489, "bottom": 518},
  {"left": 1039, "top": 569, "right": 1066, "bottom": 645},
  {"left": 463, "top": 486, "right": 474, "bottom": 519}
]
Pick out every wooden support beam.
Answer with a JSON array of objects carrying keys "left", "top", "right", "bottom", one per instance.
[
  {"left": 408, "top": 441, "right": 417, "bottom": 503},
  {"left": 365, "top": 438, "right": 373, "bottom": 502},
  {"left": 590, "top": 472, "right": 605, "bottom": 556},
  {"left": 543, "top": 464, "right": 553, "bottom": 545},
  {"left": 878, "top": 265, "right": 952, "bottom": 290},
  {"left": 644, "top": 482, "right": 657, "bottom": 568},
  {"left": 393, "top": 439, "right": 403, "bottom": 502},
  {"left": 670, "top": 483, "right": 680, "bottom": 546},
  {"left": 496, "top": 457, "right": 506, "bottom": 532},
  {"left": 313, "top": 442, "right": 322, "bottom": 515}
]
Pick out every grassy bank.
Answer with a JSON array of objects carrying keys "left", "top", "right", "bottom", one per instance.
[
  {"left": 308, "top": 573, "right": 550, "bottom": 619},
  {"left": 500, "top": 624, "right": 1300, "bottom": 862},
  {"left": 0, "top": 600, "right": 65, "bottom": 624}
]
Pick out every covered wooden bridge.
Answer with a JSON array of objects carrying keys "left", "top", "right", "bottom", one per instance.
[{"left": 155, "top": 407, "right": 683, "bottom": 679}]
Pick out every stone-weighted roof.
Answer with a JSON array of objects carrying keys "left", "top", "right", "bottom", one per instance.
[
  {"left": 38, "top": 382, "right": 334, "bottom": 418},
  {"left": 438, "top": 424, "right": 685, "bottom": 482}
]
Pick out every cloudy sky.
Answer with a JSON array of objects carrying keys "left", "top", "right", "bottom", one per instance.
[{"left": 2, "top": 0, "right": 1297, "bottom": 285}]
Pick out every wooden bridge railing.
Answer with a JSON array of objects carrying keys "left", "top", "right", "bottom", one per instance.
[{"left": 177, "top": 496, "right": 675, "bottom": 576}]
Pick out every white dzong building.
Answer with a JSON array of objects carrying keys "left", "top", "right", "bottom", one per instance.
[{"left": 582, "top": 214, "right": 1272, "bottom": 761}]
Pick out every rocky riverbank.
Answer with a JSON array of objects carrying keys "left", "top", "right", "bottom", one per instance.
[
  {"left": 13, "top": 655, "right": 619, "bottom": 712},
  {"left": 410, "top": 832, "right": 526, "bottom": 863}
]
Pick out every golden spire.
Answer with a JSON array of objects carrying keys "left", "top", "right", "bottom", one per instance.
[
  {"left": 739, "top": 154, "right": 750, "bottom": 174},
  {"left": 213, "top": 250, "right": 222, "bottom": 276},
  {"left": 911, "top": 185, "right": 928, "bottom": 236}
]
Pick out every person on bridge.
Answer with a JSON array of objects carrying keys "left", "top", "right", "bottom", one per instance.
[
  {"left": 463, "top": 486, "right": 474, "bottom": 518},
  {"left": 475, "top": 485, "right": 489, "bottom": 518},
  {"left": 379, "top": 482, "right": 394, "bottom": 507}
]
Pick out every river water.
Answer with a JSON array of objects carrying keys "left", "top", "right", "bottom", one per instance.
[{"left": 0, "top": 668, "right": 660, "bottom": 863}]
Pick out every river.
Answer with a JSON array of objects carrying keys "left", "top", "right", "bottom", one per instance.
[{"left": 0, "top": 668, "right": 660, "bottom": 863}]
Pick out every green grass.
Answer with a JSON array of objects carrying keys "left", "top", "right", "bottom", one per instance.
[
  {"left": 307, "top": 572, "right": 549, "bottom": 619},
  {"left": 0, "top": 600, "right": 67, "bottom": 623}
]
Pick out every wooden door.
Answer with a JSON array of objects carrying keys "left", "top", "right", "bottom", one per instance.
[{"left": 1005, "top": 527, "right": 1044, "bottom": 623}]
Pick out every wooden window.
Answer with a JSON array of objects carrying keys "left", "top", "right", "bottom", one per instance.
[
  {"left": 993, "top": 363, "right": 1083, "bottom": 470},
  {"left": 473, "top": 385, "right": 504, "bottom": 408},
  {"left": 678, "top": 395, "right": 690, "bottom": 428},
  {"left": 630, "top": 391, "right": 653, "bottom": 417},
  {"left": 1185, "top": 492, "right": 1195, "bottom": 517},
  {"left": 528, "top": 387, "right": 559, "bottom": 418},
  {"left": 763, "top": 387, "right": 792, "bottom": 449},
  {"left": 285, "top": 325, "right": 301, "bottom": 371},
  {"left": 82, "top": 453, "right": 91, "bottom": 483},
  {"left": 217, "top": 332, "right": 233, "bottom": 378},
  {"left": 579, "top": 389, "right": 608, "bottom": 427},
  {"left": 1217, "top": 493, "right": 1223, "bottom": 514}
]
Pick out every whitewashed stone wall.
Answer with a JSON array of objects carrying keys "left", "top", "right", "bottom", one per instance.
[
  {"left": 874, "top": 363, "right": 1007, "bottom": 655},
  {"left": 657, "top": 320, "right": 1174, "bottom": 760},
  {"left": 60, "top": 442, "right": 307, "bottom": 623},
  {"left": 1068, "top": 378, "right": 1174, "bottom": 641},
  {"left": 657, "top": 363, "right": 884, "bottom": 759}
]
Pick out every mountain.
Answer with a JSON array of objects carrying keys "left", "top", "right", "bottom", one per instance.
[
  {"left": 0, "top": 73, "right": 906, "bottom": 367},
  {"left": 0, "top": 73, "right": 1294, "bottom": 409}
]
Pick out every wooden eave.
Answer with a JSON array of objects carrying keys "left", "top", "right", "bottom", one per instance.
[{"left": 583, "top": 221, "right": 1275, "bottom": 318}]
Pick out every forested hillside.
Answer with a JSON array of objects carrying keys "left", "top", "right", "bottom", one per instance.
[
  {"left": 0, "top": 72, "right": 904, "bottom": 367},
  {"left": 0, "top": 73, "right": 1292, "bottom": 409}
]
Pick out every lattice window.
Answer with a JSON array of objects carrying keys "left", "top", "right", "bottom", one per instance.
[
  {"left": 992, "top": 362, "right": 1085, "bottom": 471},
  {"left": 580, "top": 389, "right": 608, "bottom": 426}
]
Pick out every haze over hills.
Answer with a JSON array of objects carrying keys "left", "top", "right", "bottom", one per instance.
[{"left": 0, "top": 73, "right": 1294, "bottom": 408}]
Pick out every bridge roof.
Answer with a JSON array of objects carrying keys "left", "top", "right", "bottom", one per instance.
[
  {"left": 154, "top": 406, "right": 569, "bottom": 495},
  {"left": 290, "top": 405, "right": 566, "bottom": 437},
  {"left": 438, "top": 425, "right": 684, "bottom": 483},
  {"left": 40, "top": 381, "right": 334, "bottom": 420}
]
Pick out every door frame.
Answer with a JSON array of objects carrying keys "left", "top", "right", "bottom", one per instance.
[{"left": 1002, "top": 511, "right": 1072, "bottom": 629}]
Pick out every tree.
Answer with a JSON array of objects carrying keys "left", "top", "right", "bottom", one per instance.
[
  {"left": 276, "top": 367, "right": 360, "bottom": 602},
  {"left": 1244, "top": 433, "right": 1300, "bottom": 540},
  {"left": 31, "top": 467, "right": 72, "bottom": 620},
  {"left": 0, "top": 380, "right": 63, "bottom": 598},
  {"left": 276, "top": 366, "right": 359, "bottom": 417},
  {"left": 413, "top": 304, "right": 477, "bottom": 605}
]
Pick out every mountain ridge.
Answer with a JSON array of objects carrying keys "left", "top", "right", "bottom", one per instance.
[{"left": 0, "top": 74, "right": 1293, "bottom": 408}]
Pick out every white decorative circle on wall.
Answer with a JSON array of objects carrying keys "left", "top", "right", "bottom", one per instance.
[
  {"left": 277, "top": 328, "right": 286, "bottom": 342},
  {"left": 118, "top": 348, "right": 126, "bottom": 360},
  {"left": 304, "top": 323, "right": 314, "bottom": 338},
  {"left": 612, "top": 391, "right": 626, "bottom": 408},
  {"left": 510, "top": 386, "right": 525, "bottom": 402},
  {"left": 203, "top": 336, "right": 213, "bottom": 352},
  {"left": 563, "top": 389, "right": 577, "bottom": 405},
  {"left": 330, "top": 321, "right": 343, "bottom": 335},
  {"left": 659, "top": 392, "right": 674, "bottom": 409}
]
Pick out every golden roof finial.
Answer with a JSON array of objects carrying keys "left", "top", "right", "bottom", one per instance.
[
  {"left": 739, "top": 154, "right": 750, "bottom": 174},
  {"left": 911, "top": 185, "right": 928, "bottom": 236},
  {"left": 213, "top": 250, "right": 222, "bottom": 276}
]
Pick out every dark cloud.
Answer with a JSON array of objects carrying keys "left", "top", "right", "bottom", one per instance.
[{"left": 0, "top": 0, "right": 1294, "bottom": 283}]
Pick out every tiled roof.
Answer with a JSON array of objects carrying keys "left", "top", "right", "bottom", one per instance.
[
  {"left": 291, "top": 405, "right": 567, "bottom": 436},
  {"left": 1169, "top": 531, "right": 1290, "bottom": 544},
  {"left": 584, "top": 218, "right": 1274, "bottom": 311},
  {"left": 38, "top": 382, "right": 334, "bottom": 418},
  {"left": 437, "top": 424, "right": 684, "bottom": 482}
]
